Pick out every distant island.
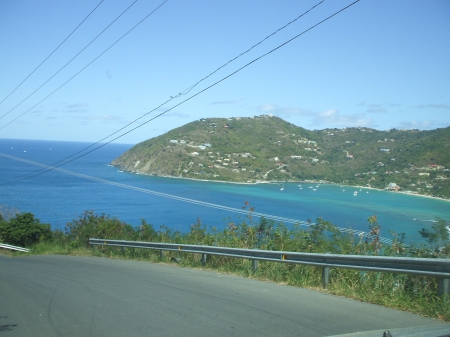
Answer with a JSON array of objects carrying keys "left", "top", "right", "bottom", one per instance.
[{"left": 111, "top": 115, "right": 450, "bottom": 199}]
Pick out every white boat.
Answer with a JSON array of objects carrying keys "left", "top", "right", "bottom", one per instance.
[{"left": 353, "top": 191, "right": 358, "bottom": 196}]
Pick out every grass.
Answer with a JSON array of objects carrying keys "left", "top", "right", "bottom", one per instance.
[{"left": 2, "top": 210, "right": 449, "bottom": 321}]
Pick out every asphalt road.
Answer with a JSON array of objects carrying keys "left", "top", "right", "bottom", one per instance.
[{"left": 0, "top": 255, "right": 448, "bottom": 337}]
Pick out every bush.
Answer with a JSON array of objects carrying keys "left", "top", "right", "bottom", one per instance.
[
  {"left": 0, "top": 212, "right": 52, "bottom": 247},
  {"left": 65, "top": 210, "right": 137, "bottom": 248}
]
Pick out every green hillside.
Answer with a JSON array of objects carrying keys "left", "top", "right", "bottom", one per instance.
[{"left": 111, "top": 115, "right": 450, "bottom": 199}]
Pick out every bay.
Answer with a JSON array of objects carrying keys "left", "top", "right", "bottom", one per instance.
[{"left": 0, "top": 139, "right": 448, "bottom": 244}]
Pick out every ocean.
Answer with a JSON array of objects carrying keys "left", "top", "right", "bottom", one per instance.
[{"left": 0, "top": 139, "right": 448, "bottom": 244}]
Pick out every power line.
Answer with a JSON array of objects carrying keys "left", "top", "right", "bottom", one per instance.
[
  {"left": 0, "top": 0, "right": 168, "bottom": 130},
  {"left": 1, "top": 0, "right": 330, "bottom": 183},
  {"left": 0, "top": 0, "right": 139, "bottom": 121},
  {"left": 0, "top": 1, "right": 105, "bottom": 107},
  {"left": 0, "top": 151, "right": 395, "bottom": 245},
  {"left": 173, "top": 0, "right": 325, "bottom": 98}
]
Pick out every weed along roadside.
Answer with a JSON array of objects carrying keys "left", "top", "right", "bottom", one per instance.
[
  {"left": 1, "top": 209, "right": 450, "bottom": 321},
  {"left": 89, "top": 238, "right": 450, "bottom": 297}
]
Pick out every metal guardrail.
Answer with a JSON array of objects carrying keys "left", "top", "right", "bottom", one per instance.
[
  {"left": 89, "top": 238, "right": 450, "bottom": 296},
  {"left": 0, "top": 243, "right": 30, "bottom": 252}
]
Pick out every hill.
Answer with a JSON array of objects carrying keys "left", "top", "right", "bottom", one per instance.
[{"left": 111, "top": 115, "right": 450, "bottom": 199}]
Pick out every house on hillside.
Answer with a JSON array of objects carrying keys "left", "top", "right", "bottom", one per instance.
[{"left": 386, "top": 182, "right": 400, "bottom": 191}]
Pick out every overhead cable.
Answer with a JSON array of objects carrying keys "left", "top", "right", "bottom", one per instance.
[
  {"left": 0, "top": 0, "right": 140, "bottom": 121},
  {"left": 0, "top": 151, "right": 395, "bottom": 245},
  {"left": 0, "top": 0, "right": 104, "bottom": 107},
  {"left": 2, "top": 0, "right": 329, "bottom": 182},
  {"left": 8, "top": 0, "right": 360, "bottom": 185},
  {"left": 173, "top": 0, "right": 325, "bottom": 98},
  {"left": 0, "top": 0, "right": 168, "bottom": 130}
]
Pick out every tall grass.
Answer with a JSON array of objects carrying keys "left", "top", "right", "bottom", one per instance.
[{"left": 5, "top": 209, "right": 449, "bottom": 321}]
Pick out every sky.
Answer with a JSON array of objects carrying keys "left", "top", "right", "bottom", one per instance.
[{"left": 0, "top": 0, "right": 449, "bottom": 145}]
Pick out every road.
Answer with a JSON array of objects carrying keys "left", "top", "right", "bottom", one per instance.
[{"left": 0, "top": 255, "right": 448, "bottom": 336}]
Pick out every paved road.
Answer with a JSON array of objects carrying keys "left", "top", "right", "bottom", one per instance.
[{"left": 0, "top": 255, "right": 448, "bottom": 337}]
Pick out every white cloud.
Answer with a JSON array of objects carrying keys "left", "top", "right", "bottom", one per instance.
[
  {"left": 257, "top": 104, "right": 312, "bottom": 116},
  {"left": 64, "top": 103, "right": 89, "bottom": 113},
  {"left": 317, "top": 109, "right": 337, "bottom": 117},
  {"left": 312, "top": 109, "right": 374, "bottom": 128},
  {"left": 398, "top": 120, "right": 437, "bottom": 129},
  {"left": 78, "top": 114, "right": 122, "bottom": 123},
  {"left": 257, "top": 104, "right": 277, "bottom": 112},
  {"left": 367, "top": 108, "right": 387, "bottom": 113}
]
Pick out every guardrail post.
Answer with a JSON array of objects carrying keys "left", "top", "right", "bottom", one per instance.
[
  {"left": 322, "top": 267, "right": 330, "bottom": 289},
  {"left": 160, "top": 250, "right": 164, "bottom": 260},
  {"left": 252, "top": 259, "right": 258, "bottom": 272},
  {"left": 121, "top": 247, "right": 125, "bottom": 255},
  {"left": 438, "top": 278, "right": 449, "bottom": 298},
  {"left": 201, "top": 253, "right": 207, "bottom": 266}
]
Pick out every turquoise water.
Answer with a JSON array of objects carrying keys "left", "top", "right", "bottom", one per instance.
[{"left": 0, "top": 139, "right": 448, "bottom": 244}]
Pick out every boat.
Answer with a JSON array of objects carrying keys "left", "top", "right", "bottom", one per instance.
[{"left": 353, "top": 191, "right": 358, "bottom": 196}]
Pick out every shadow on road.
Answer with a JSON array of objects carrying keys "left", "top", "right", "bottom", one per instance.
[{"left": 0, "top": 316, "right": 17, "bottom": 332}]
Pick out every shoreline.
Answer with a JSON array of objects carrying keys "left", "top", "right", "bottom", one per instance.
[{"left": 117, "top": 167, "right": 450, "bottom": 203}]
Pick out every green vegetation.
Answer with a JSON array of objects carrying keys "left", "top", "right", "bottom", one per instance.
[
  {"left": 111, "top": 116, "right": 450, "bottom": 198},
  {"left": 0, "top": 212, "right": 52, "bottom": 247},
  {"left": 1, "top": 207, "right": 449, "bottom": 321}
]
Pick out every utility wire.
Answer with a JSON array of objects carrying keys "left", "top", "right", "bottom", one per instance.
[
  {"left": 0, "top": 0, "right": 168, "bottom": 130},
  {"left": 2, "top": 0, "right": 327, "bottom": 182},
  {"left": 0, "top": 151, "right": 395, "bottom": 245},
  {"left": 8, "top": 0, "right": 360, "bottom": 185},
  {"left": 2, "top": 0, "right": 359, "bottom": 185},
  {"left": 172, "top": 0, "right": 325, "bottom": 98},
  {"left": 0, "top": 0, "right": 139, "bottom": 121},
  {"left": 0, "top": 0, "right": 104, "bottom": 107}
]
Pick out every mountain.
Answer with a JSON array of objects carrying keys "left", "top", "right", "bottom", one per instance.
[{"left": 111, "top": 115, "right": 450, "bottom": 199}]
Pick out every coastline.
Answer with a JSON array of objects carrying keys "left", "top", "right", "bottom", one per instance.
[{"left": 118, "top": 167, "right": 450, "bottom": 203}]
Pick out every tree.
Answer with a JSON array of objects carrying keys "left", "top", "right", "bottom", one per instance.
[
  {"left": 0, "top": 212, "right": 52, "bottom": 247},
  {"left": 0, "top": 205, "right": 19, "bottom": 221},
  {"left": 65, "top": 210, "right": 134, "bottom": 248},
  {"left": 419, "top": 217, "right": 450, "bottom": 253}
]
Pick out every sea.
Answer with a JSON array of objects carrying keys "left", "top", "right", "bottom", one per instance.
[{"left": 0, "top": 139, "right": 448, "bottom": 244}]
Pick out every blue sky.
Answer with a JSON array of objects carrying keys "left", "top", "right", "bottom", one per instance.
[{"left": 0, "top": 0, "right": 449, "bottom": 144}]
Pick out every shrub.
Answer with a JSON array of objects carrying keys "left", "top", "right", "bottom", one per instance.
[
  {"left": 0, "top": 212, "right": 52, "bottom": 247},
  {"left": 65, "top": 210, "right": 136, "bottom": 248}
]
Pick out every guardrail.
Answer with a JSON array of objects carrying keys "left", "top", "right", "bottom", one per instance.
[
  {"left": 89, "top": 238, "right": 450, "bottom": 296},
  {"left": 0, "top": 243, "right": 30, "bottom": 252}
]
